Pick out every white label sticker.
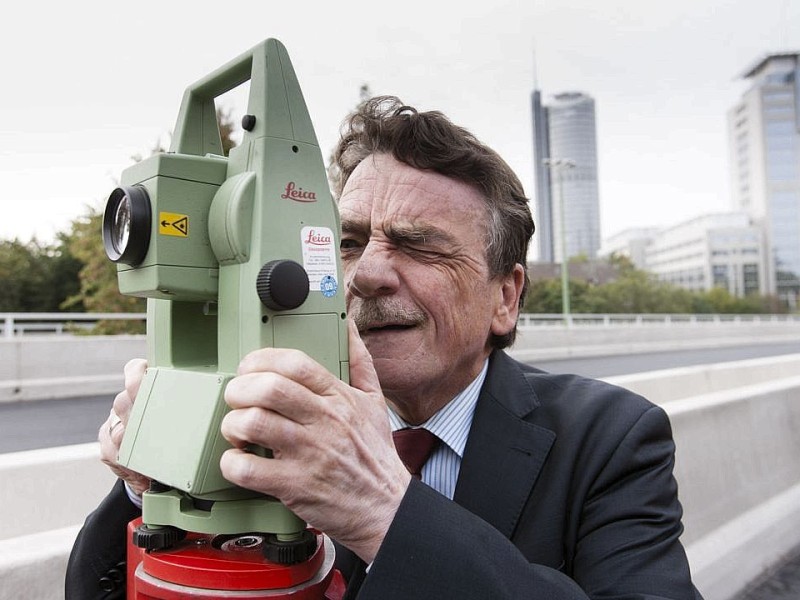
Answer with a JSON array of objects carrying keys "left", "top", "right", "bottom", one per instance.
[{"left": 300, "top": 226, "right": 339, "bottom": 295}]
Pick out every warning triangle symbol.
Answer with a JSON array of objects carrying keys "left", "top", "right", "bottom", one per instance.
[{"left": 172, "top": 217, "right": 188, "bottom": 235}]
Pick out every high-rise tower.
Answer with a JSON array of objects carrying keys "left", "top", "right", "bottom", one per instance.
[
  {"left": 531, "top": 91, "right": 601, "bottom": 262},
  {"left": 728, "top": 52, "right": 800, "bottom": 307}
]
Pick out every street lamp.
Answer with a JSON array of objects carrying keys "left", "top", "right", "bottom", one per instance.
[{"left": 543, "top": 158, "right": 576, "bottom": 326}]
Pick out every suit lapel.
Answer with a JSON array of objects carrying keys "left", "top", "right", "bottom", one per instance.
[
  {"left": 453, "top": 351, "right": 556, "bottom": 539},
  {"left": 339, "top": 352, "right": 555, "bottom": 597}
]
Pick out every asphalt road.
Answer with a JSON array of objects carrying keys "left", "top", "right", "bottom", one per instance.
[
  {"left": 733, "top": 544, "right": 800, "bottom": 600},
  {"left": 531, "top": 340, "right": 800, "bottom": 378},
  {"left": 2, "top": 340, "right": 799, "bottom": 455}
]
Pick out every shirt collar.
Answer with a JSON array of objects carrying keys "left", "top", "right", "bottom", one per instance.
[{"left": 387, "top": 359, "right": 488, "bottom": 459}]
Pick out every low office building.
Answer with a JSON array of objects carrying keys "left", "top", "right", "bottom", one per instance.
[
  {"left": 601, "top": 213, "right": 768, "bottom": 297},
  {"left": 599, "top": 228, "right": 660, "bottom": 271}
]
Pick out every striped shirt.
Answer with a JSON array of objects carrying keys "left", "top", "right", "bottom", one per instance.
[{"left": 387, "top": 359, "right": 488, "bottom": 500}]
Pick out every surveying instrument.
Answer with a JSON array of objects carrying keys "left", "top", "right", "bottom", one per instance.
[{"left": 103, "top": 39, "right": 348, "bottom": 598}]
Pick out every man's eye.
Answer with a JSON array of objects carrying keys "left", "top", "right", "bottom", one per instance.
[
  {"left": 340, "top": 239, "right": 362, "bottom": 251},
  {"left": 405, "top": 242, "right": 439, "bottom": 255}
]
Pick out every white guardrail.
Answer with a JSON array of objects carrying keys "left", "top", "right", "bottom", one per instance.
[
  {"left": 0, "top": 313, "right": 146, "bottom": 338},
  {"left": 517, "top": 312, "right": 800, "bottom": 327},
  {"left": 2, "top": 312, "right": 800, "bottom": 338}
]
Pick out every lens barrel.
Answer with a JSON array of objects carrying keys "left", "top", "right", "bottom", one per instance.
[{"left": 103, "top": 186, "right": 152, "bottom": 265}]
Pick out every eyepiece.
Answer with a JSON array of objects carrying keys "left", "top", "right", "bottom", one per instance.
[{"left": 103, "top": 186, "right": 152, "bottom": 265}]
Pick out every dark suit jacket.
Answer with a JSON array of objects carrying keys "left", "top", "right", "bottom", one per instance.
[{"left": 66, "top": 350, "right": 701, "bottom": 599}]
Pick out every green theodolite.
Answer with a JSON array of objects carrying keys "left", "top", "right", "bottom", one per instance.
[{"left": 102, "top": 38, "right": 348, "bottom": 567}]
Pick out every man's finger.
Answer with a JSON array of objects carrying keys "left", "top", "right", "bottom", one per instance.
[
  {"left": 124, "top": 358, "right": 148, "bottom": 400},
  {"left": 346, "top": 319, "right": 382, "bottom": 396},
  {"left": 112, "top": 390, "right": 133, "bottom": 424},
  {"left": 224, "top": 372, "right": 328, "bottom": 425},
  {"left": 220, "top": 406, "right": 307, "bottom": 452},
  {"left": 220, "top": 448, "right": 295, "bottom": 500},
  {"left": 237, "top": 348, "right": 335, "bottom": 396}
]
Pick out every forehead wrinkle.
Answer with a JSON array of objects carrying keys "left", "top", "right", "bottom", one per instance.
[
  {"left": 394, "top": 172, "right": 489, "bottom": 224},
  {"left": 339, "top": 154, "right": 489, "bottom": 245},
  {"left": 339, "top": 164, "right": 379, "bottom": 234},
  {"left": 389, "top": 175, "right": 490, "bottom": 250}
]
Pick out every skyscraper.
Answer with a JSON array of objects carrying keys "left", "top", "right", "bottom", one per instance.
[
  {"left": 531, "top": 91, "right": 601, "bottom": 263},
  {"left": 728, "top": 52, "right": 800, "bottom": 307}
]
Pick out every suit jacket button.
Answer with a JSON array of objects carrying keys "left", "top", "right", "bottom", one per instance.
[
  {"left": 99, "top": 576, "right": 116, "bottom": 592},
  {"left": 99, "top": 567, "right": 124, "bottom": 592}
]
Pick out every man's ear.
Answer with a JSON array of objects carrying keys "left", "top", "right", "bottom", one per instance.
[{"left": 490, "top": 264, "right": 525, "bottom": 338}]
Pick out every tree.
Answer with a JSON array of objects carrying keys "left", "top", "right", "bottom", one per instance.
[
  {"left": 217, "top": 106, "right": 237, "bottom": 157},
  {"left": 584, "top": 270, "right": 694, "bottom": 314},
  {"left": 696, "top": 287, "right": 778, "bottom": 314},
  {"left": 521, "top": 255, "right": 786, "bottom": 315},
  {"left": 0, "top": 240, "right": 48, "bottom": 312},
  {"left": 0, "top": 238, "right": 82, "bottom": 313},
  {"left": 523, "top": 277, "right": 590, "bottom": 314},
  {"left": 61, "top": 207, "right": 146, "bottom": 333},
  {"left": 49, "top": 232, "right": 85, "bottom": 312}
]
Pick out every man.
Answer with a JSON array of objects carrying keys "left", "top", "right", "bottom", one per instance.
[{"left": 67, "top": 96, "right": 701, "bottom": 599}]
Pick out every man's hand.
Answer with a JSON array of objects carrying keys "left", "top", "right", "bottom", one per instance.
[
  {"left": 220, "top": 320, "right": 411, "bottom": 564},
  {"left": 99, "top": 358, "right": 151, "bottom": 496}
]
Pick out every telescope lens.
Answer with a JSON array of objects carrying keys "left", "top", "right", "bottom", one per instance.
[
  {"left": 112, "top": 196, "right": 132, "bottom": 254},
  {"left": 103, "top": 186, "right": 152, "bottom": 265}
]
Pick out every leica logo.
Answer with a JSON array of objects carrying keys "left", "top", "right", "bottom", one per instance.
[
  {"left": 281, "top": 181, "right": 317, "bottom": 202},
  {"left": 305, "top": 229, "right": 332, "bottom": 246}
]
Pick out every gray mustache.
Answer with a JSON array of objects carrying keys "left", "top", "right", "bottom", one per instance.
[{"left": 350, "top": 299, "right": 427, "bottom": 331}]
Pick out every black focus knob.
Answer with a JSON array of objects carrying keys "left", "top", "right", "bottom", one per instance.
[
  {"left": 262, "top": 530, "right": 317, "bottom": 565},
  {"left": 242, "top": 114, "right": 257, "bottom": 131},
  {"left": 257, "top": 260, "right": 310, "bottom": 311},
  {"left": 132, "top": 524, "right": 187, "bottom": 551}
]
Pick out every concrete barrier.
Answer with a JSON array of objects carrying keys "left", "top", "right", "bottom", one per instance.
[
  {"left": 666, "top": 381, "right": 800, "bottom": 600},
  {"left": 0, "top": 336, "right": 145, "bottom": 403},
  {"left": 604, "top": 360, "right": 800, "bottom": 600},
  {"left": 603, "top": 353, "right": 800, "bottom": 404},
  {"left": 0, "top": 526, "right": 83, "bottom": 600},
  {"left": 0, "top": 444, "right": 117, "bottom": 600},
  {"left": 513, "top": 321, "right": 800, "bottom": 362}
]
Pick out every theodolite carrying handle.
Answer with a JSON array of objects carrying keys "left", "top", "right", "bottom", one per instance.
[{"left": 170, "top": 38, "right": 319, "bottom": 157}]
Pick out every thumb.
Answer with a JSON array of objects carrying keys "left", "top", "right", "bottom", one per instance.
[
  {"left": 124, "top": 358, "right": 148, "bottom": 400},
  {"left": 347, "top": 319, "right": 382, "bottom": 395}
]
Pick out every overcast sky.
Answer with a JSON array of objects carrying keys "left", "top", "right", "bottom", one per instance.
[{"left": 1, "top": 0, "right": 798, "bottom": 257}]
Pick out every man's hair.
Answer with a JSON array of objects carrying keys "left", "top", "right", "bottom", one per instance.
[{"left": 330, "top": 96, "right": 535, "bottom": 349}]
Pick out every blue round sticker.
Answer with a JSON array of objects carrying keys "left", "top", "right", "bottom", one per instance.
[{"left": 320, "top": 275, "right": 338, "bottom": 297}]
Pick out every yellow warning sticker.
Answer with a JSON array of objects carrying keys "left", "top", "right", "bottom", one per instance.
[{"left": 158, "top": 212, "right": 189, "bottom": 237}]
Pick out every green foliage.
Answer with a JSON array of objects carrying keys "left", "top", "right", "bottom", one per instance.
[
  {"left": 524, "top": 278, "right": 590, "bottom": 314},
  {"left": 61, "top": 207, "right": 146, "bottom": 334},
  {"left": 217, "top": 107, "right": 237, "bottom": 157},
  {"left": 0, "top": 238, "right": 82, "bottom": 312},
  {"left": 582, "top": 269, "right": 695, "bottom": 314},
  {"left": 692, "top": 287, "right": 780, "bottom": 314},
  {"left": 524, "top": 257, "right": 787, "bottom": 315}
]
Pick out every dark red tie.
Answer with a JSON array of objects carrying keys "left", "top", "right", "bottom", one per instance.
[{"left": 392, "top": 428, "right": 440, "bottom": 479}]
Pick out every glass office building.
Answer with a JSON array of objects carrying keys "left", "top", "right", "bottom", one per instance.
[
  {"left": 728, "top": 52, "right": 800, "bottom": 307},
  {"left": 531, "top": 91, "right": 601, "bottom": 263}
]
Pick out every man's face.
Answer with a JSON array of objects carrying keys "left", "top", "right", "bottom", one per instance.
[{"left": 338, "top": 154, "right": 520, "bottom": 422}]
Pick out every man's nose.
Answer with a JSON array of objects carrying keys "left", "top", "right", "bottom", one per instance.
[{"left": 347, "top": 242, "right": 400, "bottom": 298}]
